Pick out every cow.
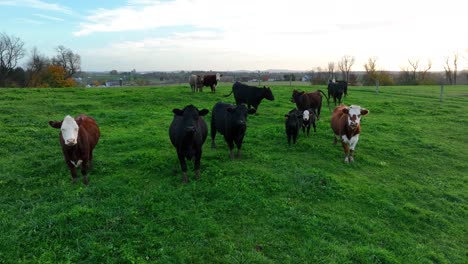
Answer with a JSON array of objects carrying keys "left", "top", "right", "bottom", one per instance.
[
  {"left": 291, "top": 89, "right": 328, "bottom": 120},
  {"left": 330, "top": 104, "right": 369, "bottom": 163},
  {"left": 224, "top": 82, "right": 275, "bottom": 112},
  {"left": 285, "top": 109, "right": 302, "bottom": 145},
  {"left": 189, "top": 74, "right": 204, "bottom": 92},
  {"left": 327, "top": 80, "right": 348, "bottom": 105},
  {"left": 48, "top": 114, "right": 100, "bottom": 185},
  {"left": 202, "top": 73, "right": 223, "bottom": 93},
  {"left": 211, "top": 102, "right": 256, "bottom": 159},
  {"left": 169, "top": 105, "right": 209, "bottom": 183},
  {"left": 302, "top": 109, "right": 317, "bottom": 136}
]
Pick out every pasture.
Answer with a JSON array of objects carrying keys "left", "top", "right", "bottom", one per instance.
[{"left": 0, "top": 84, "right": 466, "bottom": 263}]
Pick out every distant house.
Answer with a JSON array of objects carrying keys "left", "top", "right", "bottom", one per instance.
[
  {"left": 105, "top": 80, "right": 121, "bottom": 87},
  {"left": 301, "top": 75, "right": 311, "bottom": 82}
]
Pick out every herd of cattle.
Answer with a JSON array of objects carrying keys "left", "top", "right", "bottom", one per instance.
[{"left": 48, "top": 79, "right": 368, "bottom": 184}]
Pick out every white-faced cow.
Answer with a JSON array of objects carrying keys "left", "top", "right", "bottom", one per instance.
[
  {"left": 49, "top": 114, "right": 100, "bottom": 185},
  {"left": 211, "top": 102, "right": 256, "bottom": 159},
  {"left": 302, "top": 109, "right": 317, "bottom": 136},
  {"left": 189, "top": 74, "right": 204, "bottom": 92},
  {"left": 291, "top": 89, "right": 328, "bottom": 120},
  {"left": 169, "top": 105, "right": 209, "bottom": 183},
  {"left": 330, "top": 104, "right": 369, "bottom": 163},
  {"left": 224, "top": 82, "right": 275, "bottom": 112},
  {"left": 202, "top": 73, "right": 222, "bottom": 93}
]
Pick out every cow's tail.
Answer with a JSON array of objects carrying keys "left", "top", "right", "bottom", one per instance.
[
  {"left": 317, "top": 89, "right": 331, "bottom": 110},
  {"left": 223, "top": 90, "right": 233, "bottom": 97}
]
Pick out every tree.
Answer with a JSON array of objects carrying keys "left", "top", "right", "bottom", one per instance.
[
  {"left": 44, "top": 65, "right": 76, "bottom": 87},
  {"left": 443, "top": 52, "right": 459, "bottom": 85},
  {"left": 52, "top": 45, "right": 81, "bottom": 78},
  {"left": 363, "top": 57, "right": 378, "bottom": 85},
  {"left": 26, "top": 47, "right": 50, "bottom": 87},
  {"left": 338, "top": 55, "right": 355, "bottom": 82},
  {"left": 0, "top": 33, "right": 26, "bottom": 86},
  {"left": 110, "top": 69, "right": 118, "bottom": 75}
]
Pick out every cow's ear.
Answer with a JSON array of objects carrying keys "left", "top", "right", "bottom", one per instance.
[
  {"left": 361, "top": 108, "right": 369, "bottom": 116},
  {"left": 49, "top": 121, "right": 62, "bottom": 129},
  {"left": 284, "top": 115, "right": 289, "bottom": 119},
  {"left": 247, "top": 108, "right": 256, "bottom": 115},
  {"left": 173, "top": 109, "right": 184, "bottom": 116},
  {"left": 342, "top": 107, "right": 350, "bottom": 114},
  {"left": 198, "top": 109, "right": 209, "bottom": 116}
]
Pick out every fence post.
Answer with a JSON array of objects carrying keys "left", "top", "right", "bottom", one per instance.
[
  {"left": 440, "top": 85, "right": 444, "bottom": 102},
  {"left": 375, "top": 80, "right": 379, "bottom": 95}
]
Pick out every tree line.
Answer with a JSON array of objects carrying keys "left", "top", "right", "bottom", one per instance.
[{"left": 0, "top": 33, "right": 81, "bottom": 88}]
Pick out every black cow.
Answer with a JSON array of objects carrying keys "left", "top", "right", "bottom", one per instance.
[
  {"left": 327, "top": 80, "right": 348, "bottom": 105},
  {"left": 301, "top": 109, "right": 317, "bottom": 136},
  {"left": 211, "top": 102, "right": 256, "bottom": 159},
  {"left": 169, "top": 105, "right": 209, "bottom": 183},
  {"left": 285, "top": 109, "right": 302, "bottom": 145},
  {"left": 203, "top": 73, "right": 222, "bottom": 93},
  {"left": 224, "top": 82, "right": 275, "bottom": 111}
]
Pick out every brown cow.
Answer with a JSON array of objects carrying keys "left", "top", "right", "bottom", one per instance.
[
  {"left": 202, "top": 73, "right": 222, "bottom": 93},
  {"left": 49, "top": 114, "right": 100, "bottom": 184},
  {"left": 291, "top": 89, "right": 329, "bottom": 120},
  {"left": 330, "top": 105, "right": 369, "bottom": 163}
]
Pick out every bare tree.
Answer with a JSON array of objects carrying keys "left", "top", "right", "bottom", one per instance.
[
  {"left": 408, "top": 58, "right": 420, "bottom": 81},
  {"left": 52, "top": 45, "right": 81, "bottom": 78},
  {"left": 443, "top": 57, "right": 453, "bottom": 85},
  {"left": 328, "top": 61, "right": 335, "bottom": 80},
  {"left": 0, "top": 33, "right": 26, "bottom": 86},
  {"left": 453, "top": 52, "right": 458, "bottom": 85},
  {"left": 338, "top": 55, "right": 355, "bottom": 82},
  {"left": 419, "top": 59, "right": 432, "bottom": 82},
  {"left": 26, "top": 47, "right": 50, "bottom": 87}
]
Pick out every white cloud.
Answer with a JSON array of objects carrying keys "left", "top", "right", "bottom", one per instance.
[
  {"left": 0, "top": 0, "right": 72, "bottom": 14},
  {"left": 76, "top": 0, "right": 467, "bottom": 71},
  {"left": 33, "top": 13, "right": 64, "bottom": 21}
]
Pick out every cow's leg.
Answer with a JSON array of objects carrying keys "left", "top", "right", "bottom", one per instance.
[
  {"left": 211, "top": 125, "right": 217, "bottom": 149},
  {"left": 348, "top": 135, "right": 360, "bottom": 163},
  {"left": 341, "top": 141, "right": 350, "bottom": 163},
  {"left": 194, "top": 151, "right": 202, "bottom": 180},
  {"left": 306, "top": 125, "right": 311, "bottom": 136},
  {"left": 227, "top": 139, "right": 235, "bottom": 159},
  {"left": 302, "top": 125, "right": 305, "bottom": 134},
  {"left": 287, "top": 134, "right": 291, "bottom": 145},
  {"left": 81, "top": 160, "right": 89, "bottom": 185},
  {"left": 67, "top": 162, "right": 78, "bottom": 184},
  {"left": 177, "top": 151, "right": 189, "bottom": 183},
  {"left": 293, "top": 132, "right": 298, "bottom": 144},
  {"left": 234, "top": 135, "right": 244, "bottom": 158},
  {"left": 312, "top": 122, "right": 316, "bottom": 133}
]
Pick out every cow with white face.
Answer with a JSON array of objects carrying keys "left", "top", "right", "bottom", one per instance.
[
  {"left": 330, "top": 105, "right": 369, "bottom": 163},
  {"left": 301, "top": 109, "right": 317, "bottom": 136},
  {"left": 49, "top": 114, "right": 100, "bottom": 184}
]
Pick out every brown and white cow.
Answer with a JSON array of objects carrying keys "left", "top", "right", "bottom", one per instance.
[
  {"left": 202, "top": 73, "right": 222, "bottom": 93},
  {"left": 330, "top": 105, "right": 369, "bottom": 163},
  {"left": 49, "top": 114, "right": 100, "bottom": 184}
]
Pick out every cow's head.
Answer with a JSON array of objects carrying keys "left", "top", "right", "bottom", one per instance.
[
  {"left": 216, "top": 73, "right": 223, "bottom": 81},
  {"left": 291, "top": 89, "right": 304, "bottom": 103},
  {"left": 227, "top": 104, "right": 256, "bottom": 127},
  {"left": 173, "top": 105, "right": 209, "bottom": 135},
  {"left": 49, "top": 115, "right": 82, "bottom": 146},
  {"left": 342, "top": 105, "right": 369, "bottom": 130},
  {"left": 263, "top": 86, "right": 275, "bottom": 101},
  {"left": 302, "top": 109, "right": 316, "bottom": 122},
  {"left": 285, "top": 109, "right": 302, "bottom": 123}
]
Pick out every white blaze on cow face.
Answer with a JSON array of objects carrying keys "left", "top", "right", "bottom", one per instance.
[
  {"left": 61, "top": 115, "right": 79, "bottom": 146},
  {"left": 303, "top": 110, "right": 310, "bottom": 121},
  {"left": 216, "top": 73, "right": 221, "bottom": 81},
  {"left": 345, "top": 105, "right": 368, "bottom": 129}
]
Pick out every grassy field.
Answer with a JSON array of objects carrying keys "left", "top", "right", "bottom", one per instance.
[{"left": 0, "top": 84, "right": 466, "bottom": 263}]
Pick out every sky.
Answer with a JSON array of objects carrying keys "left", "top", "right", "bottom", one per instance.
[{"left": 1, "top": 0, "right": 467, "bottom": 72}]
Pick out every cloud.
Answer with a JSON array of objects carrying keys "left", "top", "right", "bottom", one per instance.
[
  {"left": 33, "top": 13, "right": 64, "bottom": 21},
  {"left": 0, "top": 0, "right": 72, "bottom": 14}
]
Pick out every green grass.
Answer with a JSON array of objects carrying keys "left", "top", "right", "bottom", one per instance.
[{"left": 0, "top": 84, "right": 466, "bottom": 263}]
